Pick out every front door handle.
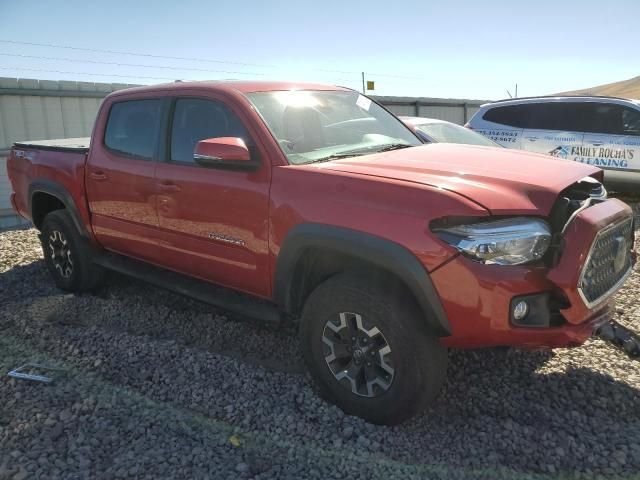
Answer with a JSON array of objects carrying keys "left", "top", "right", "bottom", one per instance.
[
  {"left": 157, "top": 181, "right": 181, "bottom": 192},
  {"left": 90, "top": 171, "right": 108, "bottom": 181}
]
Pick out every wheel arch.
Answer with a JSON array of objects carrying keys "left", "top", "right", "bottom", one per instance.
[
  {"left": 274, "top": 224, "right": 452, "bottom": 337},
  {"left": 28, "top": 179, "right": 88, "bottom": 237}
]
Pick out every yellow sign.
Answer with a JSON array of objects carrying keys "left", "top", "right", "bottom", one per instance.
[{"left": 366, "top": 81, "right": 375, "bottom": 91}]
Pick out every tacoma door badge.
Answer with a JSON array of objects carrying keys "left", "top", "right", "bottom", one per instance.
[{"left": 207, "top": 232, "right": 245, "bottom": 247}]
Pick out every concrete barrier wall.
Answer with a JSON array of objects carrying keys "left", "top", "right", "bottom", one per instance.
[{"left": 371, "top": 95, "right": 486, "bottom": 125}]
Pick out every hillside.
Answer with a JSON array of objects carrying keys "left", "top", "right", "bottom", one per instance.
[{"left": 560, "top": 75, "right": 640, "bottom": 99}]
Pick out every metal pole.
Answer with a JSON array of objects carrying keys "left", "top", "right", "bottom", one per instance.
[{"left": 362, "top": 72, "right": 365, "bottom": 94}]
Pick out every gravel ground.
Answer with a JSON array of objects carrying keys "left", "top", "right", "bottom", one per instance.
[{"left": 1, "top": 216, "right": 640, "bottom": 479}]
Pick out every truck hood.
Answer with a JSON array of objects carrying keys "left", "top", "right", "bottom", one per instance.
[{"left": 316, "top": 144, "right": 601, "bottom": 215}]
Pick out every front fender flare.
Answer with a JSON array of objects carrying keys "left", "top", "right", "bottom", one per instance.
[{"left": 274, "top": 224, "right": 451, "bottom": 337}]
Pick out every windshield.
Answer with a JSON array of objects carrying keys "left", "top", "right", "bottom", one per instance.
[
  {"left": 416, "top": 122, "right": 500, "bottom": 147},
  {"left": 246, "top": 90, "right": 421, "bottom": 164}
]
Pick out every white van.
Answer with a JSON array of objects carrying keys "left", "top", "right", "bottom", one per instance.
[{"left": 467, "top": 96, "right": 640, "bottom": 191}]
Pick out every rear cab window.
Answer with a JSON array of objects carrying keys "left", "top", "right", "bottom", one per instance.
[{"left": 104, "top": 99, "right": 162, "bottom": 159}]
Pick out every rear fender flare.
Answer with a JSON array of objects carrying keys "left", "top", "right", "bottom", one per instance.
[{"left": 28, "top": 179, "right": 89, "bottom": 237}]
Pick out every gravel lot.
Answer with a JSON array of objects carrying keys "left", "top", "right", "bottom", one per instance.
[{"left": 1, "top": 214, "right": 640, "bottom": 479}]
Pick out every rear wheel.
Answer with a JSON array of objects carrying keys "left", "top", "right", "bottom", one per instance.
[
  {"left": 40, "top": 210, "right": 104, "bottom": 292},
  {"left": 300, "top": 273, "right": 447, "bottom": 425}
]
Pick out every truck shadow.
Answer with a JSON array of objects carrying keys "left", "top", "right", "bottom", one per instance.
[
  {"left": 0, "top": 259, "right": 54, "bottom": 304},
  {"left": 0, "top": 260, "right": 306, "bottom": 373}
]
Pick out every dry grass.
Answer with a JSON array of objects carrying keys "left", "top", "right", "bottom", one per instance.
[{"left": 560, "top": 75, "right": 640, "bottom": 99}]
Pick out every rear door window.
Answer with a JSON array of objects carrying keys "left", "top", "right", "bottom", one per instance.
[
  {"left": 523, "top": 103, "right": 583, "bottom": 132},
  {"left": 518, "top": 103, "right": 584, "bottom": 156},
  {"left": 104, "top": 99, "right": 162, "bottom": 159}
]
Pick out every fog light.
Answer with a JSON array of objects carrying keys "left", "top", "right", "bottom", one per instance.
[{"left": 513, "top": 301, "right": 529, "bottom": 321}]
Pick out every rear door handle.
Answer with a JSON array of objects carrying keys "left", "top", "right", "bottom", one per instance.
[
  {"left": 157, "top": 181, "right": 181, "bottom": 192},
  {"left": 90, "top": 171, "right": 108, "bottom": 181}
]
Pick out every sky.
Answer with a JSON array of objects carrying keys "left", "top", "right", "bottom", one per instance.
[{"left": 0, "top": 0, "right": 638, "bottom": 100}]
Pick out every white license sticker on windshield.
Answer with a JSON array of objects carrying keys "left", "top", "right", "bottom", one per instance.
[{"left": 356, "top": 95, "right": 372, "bottom": 111}]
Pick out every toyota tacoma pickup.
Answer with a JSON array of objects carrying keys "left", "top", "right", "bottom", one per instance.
[{"left": 7, "top": 82, "right": 635, "bottom": 424}]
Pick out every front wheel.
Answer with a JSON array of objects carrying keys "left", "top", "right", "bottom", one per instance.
[{"left": 300, "top": 273, "right": 447, "bottom": 425}]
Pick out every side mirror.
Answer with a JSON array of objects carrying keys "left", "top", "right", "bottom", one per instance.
[{"left": 193, "top": 137, "right": 258, "bottom": 170}]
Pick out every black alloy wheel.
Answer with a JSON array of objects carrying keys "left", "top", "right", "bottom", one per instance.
[
  {"left": 322, "top": 311, "right": 395, "bottom": 398},
  {"left": 300, "top": 272, "right": 448, "bottom": 425},
  {"left": 48, "top": 229, "right": 74, "bottom": 279}
]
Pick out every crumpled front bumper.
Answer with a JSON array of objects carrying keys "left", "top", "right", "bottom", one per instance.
[{"left": 433, "top": 198, "right": 634, "bottom": 349}]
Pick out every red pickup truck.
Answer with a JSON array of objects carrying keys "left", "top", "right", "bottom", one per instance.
[{"left": 7, "top": 81, "right": 635, "bottom": 424}]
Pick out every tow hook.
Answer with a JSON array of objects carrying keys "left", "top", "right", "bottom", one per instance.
[{"left": 595, "top": 320, "right": 640, "bottom": 359}]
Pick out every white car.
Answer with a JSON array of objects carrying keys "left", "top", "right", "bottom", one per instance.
[
  {"left": 400, "top": 117, "right": 500, "bottom": 147},
  {"left": 467, "top": 96, "right": 640, "bottom": 191}
]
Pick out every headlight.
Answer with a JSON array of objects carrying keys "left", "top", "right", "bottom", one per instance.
[{"left": 433, "top": 217, "right": 551, "bottom": 265}]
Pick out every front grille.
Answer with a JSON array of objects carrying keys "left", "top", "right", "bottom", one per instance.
[{"left": 579, "top": 216, "right": 634, "bottom": 307}]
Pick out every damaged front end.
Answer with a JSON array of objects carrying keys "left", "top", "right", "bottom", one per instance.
[
  {"left": 595, "top": 320, "right": 640, "bottom": 359},
  {"left": 432, "top": 176, "right": 636, "bottom": 350}
]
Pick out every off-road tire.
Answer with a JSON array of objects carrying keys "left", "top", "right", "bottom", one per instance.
[
  {"left": 300, "top": 272, "right": 447, "bottom": 425},
  {"left": 40, "top": 210, "right": 104, "bottom": 292}
]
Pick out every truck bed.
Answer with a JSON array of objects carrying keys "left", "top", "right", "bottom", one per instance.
[
  {"left": 13, "top": 137, "right": 90, "bottom": 153},
  {"left": 8, "top": 138, "right": 91, "bottom": 227}
]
